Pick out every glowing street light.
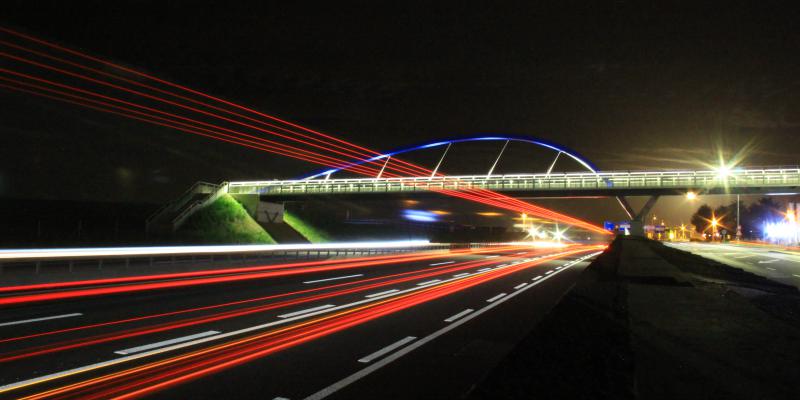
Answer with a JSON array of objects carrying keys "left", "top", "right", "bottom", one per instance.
[{"left": 686, "top": 191, "right": 697, "bottom": 200}]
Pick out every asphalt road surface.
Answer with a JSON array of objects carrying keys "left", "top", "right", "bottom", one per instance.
[
  {"left": 0, "top": 244, "right": 604, "bottom": 399},
  {"left": 667, "top": 241, "right": 800, "bottom": 288}
]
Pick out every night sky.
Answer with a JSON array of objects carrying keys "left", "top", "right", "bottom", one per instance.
[{"left": 1, "top": 2, "right": 798, "bottom": 225}]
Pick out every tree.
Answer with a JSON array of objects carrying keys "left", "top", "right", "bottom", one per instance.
[{"left": 691, "top": 204, "right": 713, "bottom": 234}]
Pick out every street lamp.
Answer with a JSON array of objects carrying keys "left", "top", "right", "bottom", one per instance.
[
  {"left": 686, "top": 191, "right": 697, "bottom": 200},
  {"left": 711, "top": 217, "right": 718, "bottom": 241}
]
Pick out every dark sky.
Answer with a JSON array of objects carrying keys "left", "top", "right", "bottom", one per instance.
[{"left": 1, "top": 2, "right": 798, "bottom": 224}]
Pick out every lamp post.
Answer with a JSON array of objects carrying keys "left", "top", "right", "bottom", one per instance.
[{"left": 711, "top": 218, "right": 718, "bottom": 242}]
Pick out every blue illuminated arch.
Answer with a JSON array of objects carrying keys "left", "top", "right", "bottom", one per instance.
[{"left": 303, "top": 134, "right": 599, "bottom": 179}]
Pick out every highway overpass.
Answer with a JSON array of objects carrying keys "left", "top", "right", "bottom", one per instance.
[{"left": 228, "top": 167, "right": 800, "bottom": 199}]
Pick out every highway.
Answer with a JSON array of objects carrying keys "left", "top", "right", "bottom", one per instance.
[
  {"left": 667, "top": 241, "right": 800, "bottom": 288},
  {"left": 0, "top": 244, "right": 604, "bottom": 399}
]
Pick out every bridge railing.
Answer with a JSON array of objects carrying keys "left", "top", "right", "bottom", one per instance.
[{"left": 227, "top": 167, "right": 800, "bottom": 196}]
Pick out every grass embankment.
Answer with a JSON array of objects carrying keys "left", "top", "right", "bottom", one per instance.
[
  {"left": 178, "top": 194, "right": 276, "bottom": 244},
  {"left": 284, "top": 210, "right": 331, "bottom": 243}
]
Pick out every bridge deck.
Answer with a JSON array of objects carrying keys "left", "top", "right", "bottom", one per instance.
[{"left": 227, "top": 167, "right": 800, "bottom": 198}]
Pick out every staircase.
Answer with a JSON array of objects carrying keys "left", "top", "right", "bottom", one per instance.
[{"left": 146, "top": 181, "right": 229, "bottom": 235}]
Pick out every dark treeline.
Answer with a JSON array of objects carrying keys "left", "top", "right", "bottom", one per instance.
[{"left": 690, "top": 197, "right": 784, "bottom": 239}]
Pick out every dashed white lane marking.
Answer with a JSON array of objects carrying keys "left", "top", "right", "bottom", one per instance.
[
  {"left": 0, "top": 313, "right": 83, "bottom": 328},
  {"left": 303, "top": 274, "right": 364, "bottom": 284},
  {"left": 453, "top": 273, "right": 470, "bottom": 278},
  {"left": 365, "top": 289, "right": 399, "bottom": 298},
  {"left": 514, "top": 283, "right": 528, "bottom": 290},
  {"left": 485, "top": 255, "right": 500, "bottom": 259},
  {"left": 0, "top": 250, "right": 599, "bottom": 396},
  {"left": 416, "top": 279, "right": 442, "bottom": 286},
  {"left": 516, "top": 252, "right": 528, "bottom": 255},
  {"left": 477, "top": 268, "right": 492, "bottom": 272},
  {"left": 555, "top": 266, "right": 563, "bottom": 270},
  {"left": 303, "top": 251, "right": 604, "bottom": 400},
  {"left": 114, "top": 331, "right": 220, "bottom": 355},
  {"left": 757, "top": 259, "right": 779, "bottom": 264},
  {"left": 444, "top": 309, "right": 474, "bottom": 322},
  {"left": 734, "top": 255, "right": 756, "bottom": 259},
  {"left": 532, "top": 276, "right": 543, "bottom": 281},
  {"left": 766, "top": 267, "right": 777, "bottom": 271},
  {"left": 278, "top": 304, "right": 335, "bottom": 319},
  {"left": 486, "top": 293, "right": 506, "bottom": 302},
  {"left": 545, "top": 270, "right": 554, "bottom": 275},
  {"left": 357, "top": 336, "right": 417, "bottom": 363},
  {"left": 429, "top": 261, "right": 455, "bottom": 266},
  {"left": 794, "top": 274, "right": 800, "bottom": 278},
  {"left": 273, "top": 397, "right": 290, "bottom": 400}
]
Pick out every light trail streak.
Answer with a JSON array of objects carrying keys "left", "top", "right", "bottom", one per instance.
[
  {"left": 0, "top": 52, "right": 425, "bottom": 176},
  {"left": 0, "top": 247, "right": 520, "bottom": 305},
  {"left": 0, "top": 247, "right": 536, "bottom": 362},
  {"left": 0, "top": 82, "right": 381, "bottom": 177},
  {"left": 0, "top": 74, "right": 385, "bottom": 177},
  {"left": 0, "top": 29, "right": 610, "bottom": 233},
  {"left": 9, "top": 247, "right": 601, "bottom": 399},
  {"left": 0, "top": 245, "right": 507, "bottom": 295},
  {"left": 0, "top": 27, "right": 433, "bottom": 177},
  {"left": 0, "top": 39, "right": 419, "bottom": 174}
]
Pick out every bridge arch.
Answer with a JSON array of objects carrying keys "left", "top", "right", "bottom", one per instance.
[{"left": 304, "top": 134, "right": 599, "bottom": 179}]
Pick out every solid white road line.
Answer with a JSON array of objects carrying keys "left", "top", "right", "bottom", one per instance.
[
  {"left": 303, "top": 251, "right": 603, "bottom": 400},
  {"left": 303, "top": 274, "right": 364, "bottom": 284},
  {"left": 0, "top": 313, "right": 82, "bottom": 328},
  {"left": 486, "top": 293, "right": 506, "bottom": 302},
  {"left": 444, "top": 309, "right": 474, "bottom": 322},
  {"left": 357, "top": 336, "right": 417, "bottom": 363},
  {"left": 114, "top": 331, "right": 220, "bottom": 355},
  {"left": 514, "top": 283, "right": 528, "bottom": 290},
  {"left": 278, "top": 304, "right": 335, "bottom": 319},
  {"left": 429, "top": 261, "right": 455, "bottom": 266},
  {"left": 365, "top": 289, "right": 399, "bottom": 298},
  {"left": 416, "top": 279, "right": 442, "bottom": 286}
]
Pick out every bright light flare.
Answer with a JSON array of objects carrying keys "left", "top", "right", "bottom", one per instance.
[
  {"left": 402, "top": 210, "right": 439, "bottom": 222},
  {"left": 504, "top": 241, "right": 569, "bottom": 248},
  {"left": 764, "top": 221, "right": 799, "bottom": 241}
]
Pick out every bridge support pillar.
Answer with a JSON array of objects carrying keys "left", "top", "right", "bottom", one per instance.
[
  {"left": 617, "top": 195, "right": 660, "bottom": 237},
  {"left": 256, "top": 201, "right": 285, "bottom": 224}
]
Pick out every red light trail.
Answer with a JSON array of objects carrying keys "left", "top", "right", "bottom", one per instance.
[
  {"left": 0, "top": 247, "right": 540, "bottom": 363},
  {"left": 3, "top": 247, "right": 601, "bottom": 399},
  {"left": 0, "top": 28, "right": 610, "bottom": 233}
]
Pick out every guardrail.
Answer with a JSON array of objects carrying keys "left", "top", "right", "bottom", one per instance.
[
  {"left": 0, "top": 241, "right": 491, "bottom": 275},
  {"left": 227, "top": 167, "right": 800, "bottom": 196}
]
